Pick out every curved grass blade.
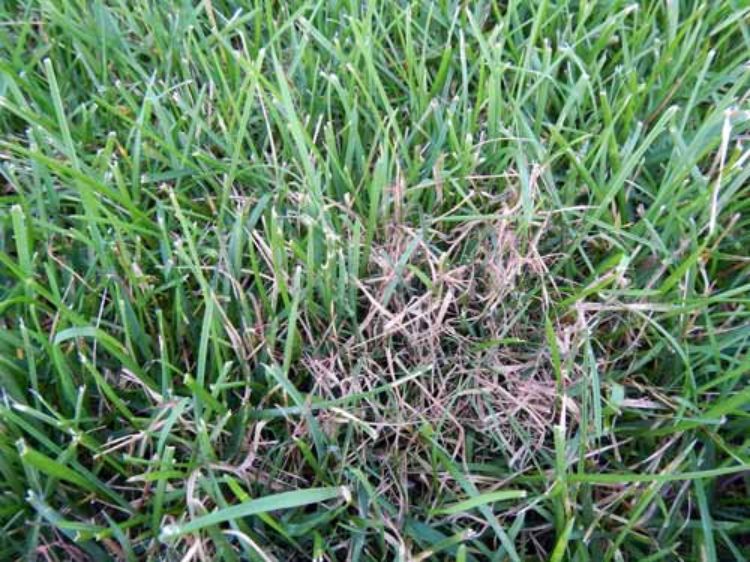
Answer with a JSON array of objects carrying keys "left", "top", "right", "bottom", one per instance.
[{"left": 160, "top": 486, "right": 349, "bottom": 541}]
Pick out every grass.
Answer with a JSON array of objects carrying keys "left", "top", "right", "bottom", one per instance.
[{"left": 1, "top": 0, "right": 749, "bottom": 560}]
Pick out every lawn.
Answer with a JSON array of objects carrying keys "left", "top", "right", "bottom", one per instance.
[{"left": 1, "top": 0, "right": 749, "bottom": 560}]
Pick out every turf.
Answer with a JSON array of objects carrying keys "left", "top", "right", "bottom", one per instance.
[{"left": 1, "top": 1, "right": 750, "bottom": 560}]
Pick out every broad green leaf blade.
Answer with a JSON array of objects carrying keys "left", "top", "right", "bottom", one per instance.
[
  {"left": 431, "top": 490, "right": 527, "bottom": 516},
  {"left": 160, "top": 486, "right": 349, "bottom": 540}
]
